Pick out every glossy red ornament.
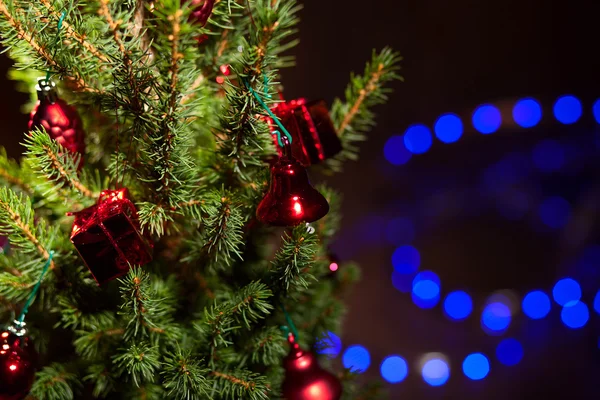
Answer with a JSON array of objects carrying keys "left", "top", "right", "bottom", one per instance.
[
  {"left": 0, "top": 321, "right": 37, "bottom": 400},
  {"left": 70, "top": 188, "right": 153, "bottom": 285},
  {"left": 256, "top": 139, "right": 329, "bottom": 226},
  {"left": 281, "top": 334, "right": 342, "bottom": 400},
  {"left": 266, "top": 99, "right": 342, "bottom": 166},
  {"left": 183, "top": 0, "right": 215, "bottom": 26},
  {"left": 28, "top": 78, "right": 85, "bottom": 168}
]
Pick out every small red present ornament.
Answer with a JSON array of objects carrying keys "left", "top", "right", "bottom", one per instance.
[
  {"left": 265, "top": 99, "right": 342, "bottom": 166},
  {"left": 70, "top": 188, "right": 152, "bottom": 285}
]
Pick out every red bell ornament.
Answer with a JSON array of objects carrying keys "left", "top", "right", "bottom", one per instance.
[
  {"left": 267, "top": 99, "right": 342, "bottom": 166},
  {"left": 28, "top": 78, "right": 86, "bottom": 168},
  {"left": 281, "top": 334, "right": 342, "bottom": 400},
  {"left": 183, "top": 0, "right": 215, "bottom": 26},
  {"left": 70, "top": 188, "right": 153, "bottom": 285},
  {"left": 0, "top": 321, "right": 37, "bottom": 400},
  {"left": 256, "top": 139, "right": 329, "bottom": 226}
]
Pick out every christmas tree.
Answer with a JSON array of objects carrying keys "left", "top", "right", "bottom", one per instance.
[{"left": 0, "top": 1, "right": 400, "bottom": 399}]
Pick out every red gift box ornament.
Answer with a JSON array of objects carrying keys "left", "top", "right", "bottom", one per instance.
[
  {"left": 70, "top": 188, "right": 153, "bottom": 285},
  {"left": 268, "top": 99, "right": 342, "bottom": 167},
  {"left": 28, "top": 78, "right": 86, "bottom": 169}
]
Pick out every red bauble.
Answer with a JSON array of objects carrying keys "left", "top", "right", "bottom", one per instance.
[
  {"left": 257, "top": 140, "right": 329, "bottom": 226},
  {"left": 281, "top": 334, "right": 342, "bottom": 400},
  {"left": 28, "top": 78, "right": 85, "bottom": 168},
  {"left": 0, "top": 321, "right": 37, "bottom": 400},
  {"left": 266, "top": 99, "right": 342, "bottom": 167},
  {"left": 183, "top": 0, "right": 215, "bottom": 26},
  {"left": 70, "top": 188, "right": 153, "bottom": 285}
]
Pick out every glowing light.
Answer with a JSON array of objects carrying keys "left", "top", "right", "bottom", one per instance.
[
  {"left": 384, "top": 135, "right": 412, "bottom": 166},
  {"left": 496, "top": 338, "right": 523, "bottom": 366},
  {"left": 532, "top": 139, "right": 565, "bottom": 172},
  {"left": 342, "top": 345, "right": 371, "bottom": 373},
  {"left": 560, "top": 301, "right": 589, "bottom": 329},
  {"left": 292, "top": 197, "right": 302, "bottom": 216},
  {"left": 412, "top": 271, "right": 441, "bottom": 309},
  {"left": 329, "top": 262, "right": 339, "bottom": 272},
  {"left": 538, "top": 196, "right": 571, "bottom": 229},
  {"left": 422, "top": 358, "right": 450, "bottom": 386},
  {"left": 553, "top": 95, "right": 582, "bottom": 124},
  {"left": 552, "top": 278, "right": 582, "bottom": 306},
  {"left": 472, "top": 104, "right": 501, "bottom": 134},
  {"left": 434, "top": 113, "right": 463, "bottom": 143},
  {"left": 593, "top": 99, "right": 600, "bottom": 124},
  {"left": 380, "top": 355, "right": 408, "bottom": 383},
  {"left": 2, "top": 344, "right": 8, "bottom": 350},
  {"left": 316, "top": 331, "right": 342, "bottom": 358},
  {"left": 9, "top": 364, "right": 17, "bottom": 371},
  {"left": 1, "top": 332, "right": 8, "bottom": 338},
  {"left": 403, "top": 124, "right": 433, "bottom": 154},
  {"left": 462, "top": 353, "right": 490, "bottom": 380},
  {"left": 391, "top": 245, "right": 420, "bottom": 274},
  {"left": 481, "top": 301, "right": 511, "bottom": 334},
  {"left": 522, "top": 290, "right": 551, "bottom": 319},
  {"left": 385, "top": 217, "right": 415, "bottom": 245},
  {"left": 594, "top": 291, "right": 600, "bottom": 315},
  {"left": 443, "top": 290, "right": 473, "bottom": 321},
  {"left": 513, "top": 98, "right": 542, "bottom": 128}
]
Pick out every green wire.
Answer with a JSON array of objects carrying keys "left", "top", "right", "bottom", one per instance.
[
  {"left": 45, "top": 11, "right": 67, "bottom": 82},
  {"left": 280, "top": 303, "right": 299, "bottom": 340},
  {"left": 18, "top": 251, "right": 55, "bottom": 323},
  {"left": 244, "top": 80, "right": 293, "bottom": 147}
]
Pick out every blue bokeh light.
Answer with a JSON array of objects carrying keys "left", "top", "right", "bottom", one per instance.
[
  {"left": 553, "top": 95, "right": 582, "bottom": 124},
  {"left": 443, "top": 291, "right": 473, "bottom": 321},
  {"left": 481, "top": 302, "right": 512, "bottom": 333},
  {"left": 392, "top": 245, "right": 421, "bottom": 274},
  {"left": 532, "top": 139, "right": 565, "bottom": 172},
  {"left": 403, "top": 124, "right": 433, "bottom": 154},
  {"left": 385, "top": 217, "right": 416, "bottom": 246},
  {"left": 315, "top": 331, "right": 342, "bottom": 358},
  {"left": 513, "top": 98, "right": 542, "bottom": 128},
  {"left": 552, "top": 278, "right": 582, "bottom": 306},
  {"left": 384, "top": 135, "right": 412, "bottom": 166},
  {"left": 522, "top": 290, "right": 551, "bottom": 320},
  {"left": 538, "top": 196, "right": 571, "bottom": 229},
  {"left": 462, "top": 353, "right": 490, "bottom": 381},
  {"left": 434, "top": 113, "right": 463, "bottom": 143},
  {"left": 496, "top": 338, "right": 524, "bottom": 366},
  {"left": 380, "top": 356, "right": 408, "bottom": 383},
  {"left": 422, "top": 358, "right": 450, "bottom": 386},
  {"left": 560, "top": 301, "right": 589, "bottom": 329},
  {"left": 593, "top": 99, "right": 600, "bottom": 124},
  {"left": 342, "top": 345, "right": 371, "bottom": 373},
  {"left": 594, "top": 291, "right": 600, "bottom": 315},
  {"left": 472, "top": 104, "right": 502, "bottom": 134},
  {"left": 412, "top": 271, "right": 441, "bottom": 309},
  {"left": 391, "top": 271, "right": 416, "bottom": 293}
]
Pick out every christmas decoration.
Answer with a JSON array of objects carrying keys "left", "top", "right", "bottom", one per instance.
[
  {"left": 216, "top": 64, "right": 231, "bottom": 84},
  {"left": 184, "top": 0, "right": 215, "bottom": 26},
  {"left": 28, "top": 78, "right": 86, "bottom": 168},
  {"left": 281, "top": 333, "right": 342, "bottom": 400},
  {"left": 70, "top": 188, "right": 153, "bottom": 285},
  {"left": 0, "top": 321, "right": 37, "bottom": 400},
  {"left": 267, "top": 98, "right": 342, "bottom": 166},
  {"left": 257, "top": 138, "right": 329, "bottom": 226}
]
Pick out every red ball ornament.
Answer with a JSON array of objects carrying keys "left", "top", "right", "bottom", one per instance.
[
  {"left": 183, "top": 0, "right": 215, "bottom": 26},
  {"left": 70, "top": 188, "right": 153, "bottom": 285},
  {"left": 281, "top": 334, "right": 342, "bottom": 400},
  {"left": 0, "top": 321, "right": 37, "bottom": 400},
  {"left": 28, "top": 78, "right": 85, "bottom": 169},
  {"left": 256, "top": 139, "right": 329, "bottom": 226},
  {"left": 266, "top": 99, "right": 342, "bottom": 167}
]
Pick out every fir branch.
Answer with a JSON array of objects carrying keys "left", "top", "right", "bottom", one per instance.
[
  {"left": 161, "top": 348, "right": 211, "bottom": 400},
  {"left": 24, "top": 130, "right": 97, "bottom": 199},
  {"left": 30, "top": 363, "right": 80, "bottom": 400},
  {"left": 98, "top": 0, "right": 129, "bottom": 63},
  {"left": 39, "top": 0, "right": 110, "bottom": 64},
  {"left": 0, "top": 148, "right": 32, "bottom": 194},
  {"left": 247, "top": 326, "right": 287, "bottom": 365},
  {"left": 113, "top": 342, "right": 160, "bottom": 387},
  {"left": 0, "top": 0, "right": 98, "bottom": 93},
  {"left": 211, "top": 370, "right": 269, "bottom": 400},
  {"left": 230, "top": 281, "right": 274, "bottom": 329}
]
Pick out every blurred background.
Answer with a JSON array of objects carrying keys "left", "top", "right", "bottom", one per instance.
[{"left": 2, "top": 0, "right": 600, "bottom": 399}]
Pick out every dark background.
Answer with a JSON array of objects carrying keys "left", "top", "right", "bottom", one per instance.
[{"left": 2, "top": 0, "right": 600, "bottom": 399}]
